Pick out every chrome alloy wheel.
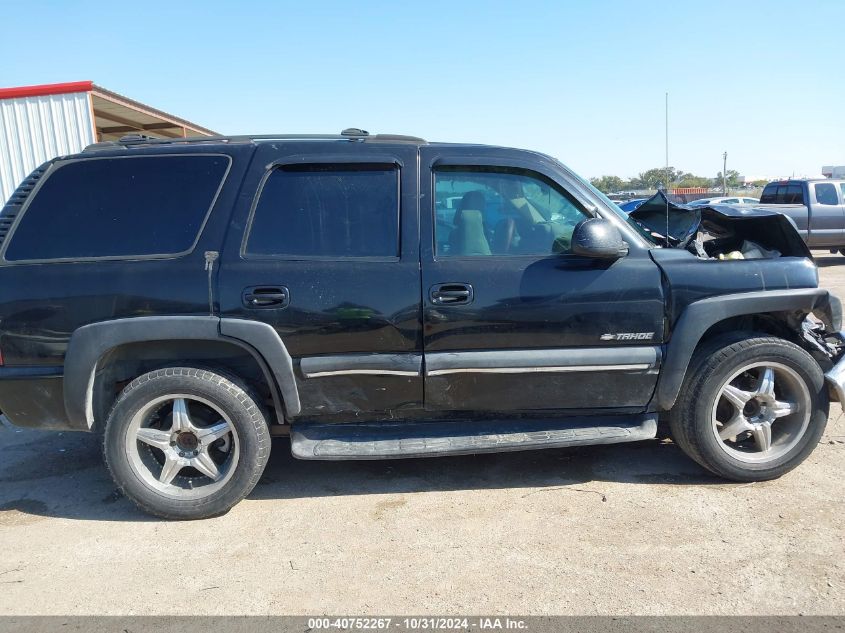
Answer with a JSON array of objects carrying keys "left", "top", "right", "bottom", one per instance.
[
  {"left": 710, "top": 362, "right": 811, "bottom": 464},
  {"left": 125, "top": 394, "right": 240, "bottom": 500}
]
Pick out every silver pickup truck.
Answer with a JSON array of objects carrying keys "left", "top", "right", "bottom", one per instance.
[{"left": 756, "top": 179, "right": 845, "bottom": 251}]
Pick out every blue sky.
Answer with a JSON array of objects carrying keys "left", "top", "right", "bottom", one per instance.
[{"left": 2, "top": 0, "right": 842, "bottom": 179}]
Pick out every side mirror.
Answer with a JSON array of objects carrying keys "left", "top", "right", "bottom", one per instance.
[{"left": 570, "top": 218, "right": 629, "bottom": 259}]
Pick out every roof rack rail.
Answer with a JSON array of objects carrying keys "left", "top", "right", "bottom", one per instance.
[
  {"left": 118, "top": 133, "right": 155, "bottom": 143},
  {"left": 369, "top": 134, "right": 426, "bottom": 142},
  {"left": 82, "top": 131, "right": 427, "bottom": 153}
]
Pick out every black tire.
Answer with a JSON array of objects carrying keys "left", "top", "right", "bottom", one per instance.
[
  {"left": 103, "top": 367, "right": 270, "bottom": 520},
  {"left": 669, "top": 335, "right": 828, "bottom": 481}
]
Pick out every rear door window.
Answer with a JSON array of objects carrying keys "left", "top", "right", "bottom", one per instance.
[
  {"left": 815, "top": 183, "right": 839, "bottom": 205},
  {"left": 4, "top": 155, "right": 230, "bottom": 261},
  {"left": 245, "top": 164, "right": 400, "bottom": 258}
]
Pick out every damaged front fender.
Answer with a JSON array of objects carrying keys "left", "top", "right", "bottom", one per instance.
[{"left": 654, "top": 288, "right": 836, "bottom": 411}]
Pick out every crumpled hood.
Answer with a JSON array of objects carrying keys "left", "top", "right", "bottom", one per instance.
[{"left": 629, "top": 191, "right": 810, "bottom": 258}]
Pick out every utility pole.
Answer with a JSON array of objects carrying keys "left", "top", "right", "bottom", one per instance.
[
  {"left": 664, "top": 92, "right": 670, "bottom": 247},
  {"left": 665, "top": 93, "right": 670, "bottom": 190},
  {"left": 722, "top": 152, "right": 728, "bottom": 195}
]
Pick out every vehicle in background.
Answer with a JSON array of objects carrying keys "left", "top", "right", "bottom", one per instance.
[
  {"left": 687, "top": 196, "right": 760, "bottom": 207},
  {"left": 756, "top": 179, "right": 845, "bottom": 251},
  {"left": 617, "top": 198, "right": 647, "bottom": 212}
]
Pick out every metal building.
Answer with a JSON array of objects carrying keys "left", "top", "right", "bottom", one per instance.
[{"left": 0, "top": 81, "right": 217, "bottom": 203}]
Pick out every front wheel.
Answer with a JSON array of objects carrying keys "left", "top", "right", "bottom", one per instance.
[
  {"left": 103, "top": 367, "right": 271, "bottom": 520},
  {"left": 670, "top": 335, "right": 828, "bottom": 481}
]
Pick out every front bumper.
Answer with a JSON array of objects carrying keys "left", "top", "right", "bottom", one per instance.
[{"left": 825, "top": 341, "right": 845, "bottom": 403}]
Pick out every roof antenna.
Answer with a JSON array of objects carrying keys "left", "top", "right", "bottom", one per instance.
[{"left": 664, "top": 91, "right": 670, "bottom": 248}]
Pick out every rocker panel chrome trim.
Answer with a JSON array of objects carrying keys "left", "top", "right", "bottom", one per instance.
[
  {"left": 425, "top": 346, "right": 659, "bottom": 375},
  {"left": 306, "top": 369, "right": 421, "bottom": 378},
  {"left": 300, "top": 353, "right": 423, "bottom": 379},
  {"left": 427, "top": 363, "right": 652, "bottom": 376}
]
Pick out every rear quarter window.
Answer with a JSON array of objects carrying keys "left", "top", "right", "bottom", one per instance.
[{"left": 3, "top": 155, "right": 230, "bottom": 262}]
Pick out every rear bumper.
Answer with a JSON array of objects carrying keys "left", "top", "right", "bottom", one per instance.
[{"left": 0, "top": 366, "right": 77, "bottom": 431}]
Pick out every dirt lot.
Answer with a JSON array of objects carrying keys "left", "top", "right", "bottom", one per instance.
[{"left": 1, "top": 252, "right": 844, "bottom": 616}]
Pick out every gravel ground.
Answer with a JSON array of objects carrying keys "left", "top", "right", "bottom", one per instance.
[{"left": 0, "top": 251, "right": 843, "bottom": 616}]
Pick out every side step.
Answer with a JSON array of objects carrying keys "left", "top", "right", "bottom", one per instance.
[{"left": 290, "top": 415, "right": 657, "bottom": 460}]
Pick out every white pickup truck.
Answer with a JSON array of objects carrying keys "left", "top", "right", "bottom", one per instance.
[{"left": 757, "top": 179, "right": 845, "bottom": 251}]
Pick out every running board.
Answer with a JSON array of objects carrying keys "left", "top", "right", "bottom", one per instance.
[{"left": 290, "top": 415, "right": 657, "bottom": 460}]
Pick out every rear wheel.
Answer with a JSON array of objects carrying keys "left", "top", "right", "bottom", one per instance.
[
  {"left": 103, "top": 367, "right": 270, "bottom": 519},
  {"left": 670, "top": 335, "right": 828, "bottom": 481}
]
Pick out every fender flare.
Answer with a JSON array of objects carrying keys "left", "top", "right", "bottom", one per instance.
[
  {"left": 654, "top": 288, "right": 829, "bottom": 410},
  {"left": 63, "top": 316, "right": 300, "bottom": 430}
]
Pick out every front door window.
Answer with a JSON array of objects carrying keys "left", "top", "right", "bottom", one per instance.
[{"left": 434, "top": 168, "right": 589, "bottom": 257}]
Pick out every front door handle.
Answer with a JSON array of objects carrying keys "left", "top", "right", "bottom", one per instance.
[
  {"left": 243, "top": 286, "right": 290, "bottom": 308},
  {"left": 430, "top": 283, "right": 474, "bottom": 305}
]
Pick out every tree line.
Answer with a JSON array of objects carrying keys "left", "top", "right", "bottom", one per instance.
[{"left": 589, "top": 167, "right": 768, "bottom": 194}]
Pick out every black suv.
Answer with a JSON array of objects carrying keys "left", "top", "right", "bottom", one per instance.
[{"left": 1, "top": 130, "right": 843, "bottom": 520}]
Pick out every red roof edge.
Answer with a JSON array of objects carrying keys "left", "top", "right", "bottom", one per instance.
[{"left": 0, "top": 81, "right": 94, "bottom": 100}]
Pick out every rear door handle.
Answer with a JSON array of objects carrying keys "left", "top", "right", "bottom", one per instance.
[
  {"left": 243, "top": 286, "right": 290, "bottom": 308},
  {"left": 430, "top": 283, "right": 474, "bottom": 305}
]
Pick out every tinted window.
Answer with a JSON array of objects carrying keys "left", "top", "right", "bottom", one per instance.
[
  {"left": 784, "top": 185, "right": 804, "bottom": 204},
  {"left": 434, "top": 168, "right": 588, "bottom": 256},
  {"left": 840, "top": 183, "right": 845, "bottom": 201},
  {"left": 246, "top": 164, "right": 399, "bottom": 258},
  {"left": 5, "top": 155, "right": 229, "bottom": 261},
  {"left": 815, "top": 183, "right": 839, "bottom": 205},
  {"left": 760, "top": 184, "right": 778, "bottom": 203},
  {"left": 763, "top": 184, "right": 805, "bottom": 204},
  {"left": 722, "top": 198, "right": 739, "bottom": 204}
]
